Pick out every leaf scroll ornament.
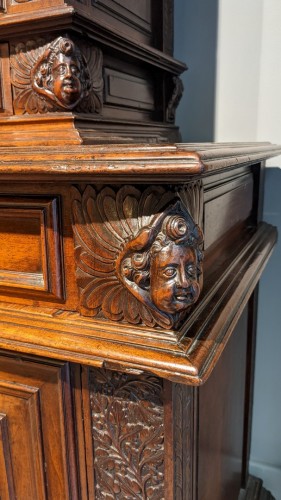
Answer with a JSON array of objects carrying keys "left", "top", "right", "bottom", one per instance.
[{"left": 90, "top": 369, "right": 164, "bottom": 500}]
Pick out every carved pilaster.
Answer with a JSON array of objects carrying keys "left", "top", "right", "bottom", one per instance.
[
  {"left": 173, "top": 384, "right": 195, "bottom": 499},
  {"left": 89, "top": 368, "right": 164, "bottom": 499}
]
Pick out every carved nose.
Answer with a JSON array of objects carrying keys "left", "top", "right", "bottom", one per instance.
[
  {"left": 177, "top": 267, "right": 189, "bottom": 288},
  {"left": 64, "top": 66, "right": 72, "bottom": 78}
]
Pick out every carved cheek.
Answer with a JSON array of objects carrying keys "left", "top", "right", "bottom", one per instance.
[
  {"left": 53, "top": 77, "right": 64, "bottom": 100},
  {"left": 150, "top": 276, "right": 176, "bottom": 313},
  {"left": 190, "top": 280, "right": 200, "bottom": 302}
]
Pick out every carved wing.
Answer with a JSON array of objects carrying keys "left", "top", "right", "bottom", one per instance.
[
  {"left": 10, "top": 39, "right": 52, "bottom": 114},
  {"left": 76, "top": 43, "right": 104, "bottom": 113},
  {"left": 72, "top": 185, "right": 176, "bottom": 327}
]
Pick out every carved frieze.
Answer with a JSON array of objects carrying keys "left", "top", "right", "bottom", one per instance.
[
  {"left": 10, "top": 35, "right": 103, "bottom": 114},
  {"left": 89, "top": 368, "right": 164, "bottom": 499},
  {"left": 72, "top": 183, "right": 204, "bottom": 329}
]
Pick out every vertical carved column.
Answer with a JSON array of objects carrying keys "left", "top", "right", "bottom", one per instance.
[
  {"left": 172, "top": 384, "right": 196, "bottom": 499},
  {"left": 89, "top": 368, "right": 165, "bottom": 499}
]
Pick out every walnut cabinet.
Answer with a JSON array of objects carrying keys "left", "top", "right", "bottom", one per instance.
[
  {"left": 0, "top": 143, "right": 280, "bottom": 499},
  {"left": 0, "top": 1, "right": 279, "bottom": 498}
]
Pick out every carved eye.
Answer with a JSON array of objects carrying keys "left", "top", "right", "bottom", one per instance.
[
  {"left": 70, "top": 65, "right": 80, "bottom": 77},
  {"left": 162, "top": 267, "right": 177, "bottom": 278},
  {"left": 57, "top": 64, "right": 67, "bottom": 75},
  {"left": 186, "top": 265, "right": 197, "bottom": 279}
]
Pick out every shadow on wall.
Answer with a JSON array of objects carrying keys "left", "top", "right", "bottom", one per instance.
[
  {"left": 174, "top": 0, "right": 219, "bottom": 142},
  {"left": 250, "top": 166, "right": 281, "bottom": 498}
]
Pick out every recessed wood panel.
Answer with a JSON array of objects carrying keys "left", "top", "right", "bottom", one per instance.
[
  {"left": 104, "top": 68, "right": 154, "bottom": 110},
  {"left": 198, "top": 308, "right": 248, "bottom": 500},
  {"left": 0, "top": 354, "right": 79, "bottom": 499},
  {"left": 92, "top": 0, "right": 152, "bottom": 43},
  {"left": 0, "top": 197, "right": 64, "bottom": 300},
  {"left": 0, "top": 211, "right": 42, "bottom": 274},
  {"left": 204, "top": 172, "right": 254, "bottom": 250},
  {"left": 0, "top": 44, "right": 13, "bottom": 116},
  {"left": 0, "top": 381, "right": 46, "bottom": 499},
  {"left": 5, "top": 0, "right": 64, "bottom": 15},
  {"left": 0, "top": 413, "right": 15, "bottom": 500}
]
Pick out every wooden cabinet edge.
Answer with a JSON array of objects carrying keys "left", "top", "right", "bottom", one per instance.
[{"left": 0, "top": 222, "right": 276, "bottom": 387}]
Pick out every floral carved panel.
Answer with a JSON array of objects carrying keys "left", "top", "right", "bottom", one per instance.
[
  {"left": 72, "top": 183, "right": 204, "bottom": 329},
  {"left": 89, "top": 368, "right": 164, "bottom": 499},
  {"left": 10, "top": 35, "right": 103, "bottom": 114}
]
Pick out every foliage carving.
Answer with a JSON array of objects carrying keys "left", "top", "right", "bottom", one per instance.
[{"left": 89, "top": 369, "right": 164, "bottom": 499}]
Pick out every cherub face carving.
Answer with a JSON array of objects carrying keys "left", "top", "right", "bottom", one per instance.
[
  {"left": 51, "top": 51, "right": 82, "bottom": 106},
  {"left": 11, "top": 36, "right": 104, "bottom": 115},
  {"left": 118, "top": 210, "right": 203, "bottom": 322},
  {"left": 150, "top": 242, "right": 200, "bottom": 314},
  {"left": 32, "top": 37, "right": 89, "bottom": 109},
  {"left": 72, "top": 186, "right": 204, "bottom": 329}
]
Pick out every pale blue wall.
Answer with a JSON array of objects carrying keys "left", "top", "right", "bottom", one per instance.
[
  {"left": 173, "top": 0, "right": 218, "bottom": 141},
  {"left": 249, "top": 168, "right": 281, "bottom": 497},
  {"left": 174, "top": 1, "right": 281, "bottom": 496}
]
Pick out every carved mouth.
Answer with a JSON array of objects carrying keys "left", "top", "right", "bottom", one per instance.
[
  {"left": 175, "top": 290, "right": 195, "bottom": 304},
  {"left": 175, "top": 293, "right": 190, "bottom": 301},
  {"left": 63, "top": 85, "right": 77, "bottom": 93}
]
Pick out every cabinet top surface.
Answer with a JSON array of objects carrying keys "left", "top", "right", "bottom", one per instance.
[{"left": 0, "top": 142, "right": 280, "bottom": 181}]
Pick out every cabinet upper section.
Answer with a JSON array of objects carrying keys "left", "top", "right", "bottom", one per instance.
[{"left": 0, "top": 0, "right": 186, "bottom": 144}]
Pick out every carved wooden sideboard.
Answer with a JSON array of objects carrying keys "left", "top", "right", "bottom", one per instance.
[
  {"left": 0, "top": 1, "right": 280, "bottom": 499},
  {"left": 0, "top": 143, "right": 280, "bottom": 499}
]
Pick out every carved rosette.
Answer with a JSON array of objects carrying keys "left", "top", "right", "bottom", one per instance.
[
  {"left": 89, "top": 369, "right": 164, "bottom": 499},
  {"left": 72, "top": 184, "right": 204, "bottom": 329},
  {"left": 10, "top": 35, "right": 103, "bottom": 114}
]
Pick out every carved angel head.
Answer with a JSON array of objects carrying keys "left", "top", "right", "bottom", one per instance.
[
  {"left": 11, "top": 36, "right": 103, "bottom": 114},
  {"left": 32, "top": 37, "right": 90, "bottom": 109},
  {"left": 117, "top": 204, "right": 203, "bottom": 318},
  {"left": 72, "top": 186, "right": 204, "bottom": 329}
]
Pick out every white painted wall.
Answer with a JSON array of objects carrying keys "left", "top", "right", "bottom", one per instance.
[
  {"left": 174, "top": 0, "right": 281, "bottom": 496},
  {"left": 256, "top": 0, "right": 281, "bottom": 164},
  {"left": 214, "top": 0, "right": 263, "bottom": 141}
]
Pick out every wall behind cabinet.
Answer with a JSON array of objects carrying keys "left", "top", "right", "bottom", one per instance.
[{"left": 174, "top": 0, "right": 281, "bottom": 496}]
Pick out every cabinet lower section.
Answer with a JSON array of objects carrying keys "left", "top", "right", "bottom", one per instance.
[{"left": 0, "top": 305, "right": 274, "bottom": 499}]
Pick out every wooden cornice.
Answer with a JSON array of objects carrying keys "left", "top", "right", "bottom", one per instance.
[
  {"left": 0, "top": 142, "right": 280, "bottom": 182},
  {"left": 0, "top": 8, "right": 186, "bottom": 75},
  {"left": 0, "top": 222, "right": 276, "bottom": 385}
]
